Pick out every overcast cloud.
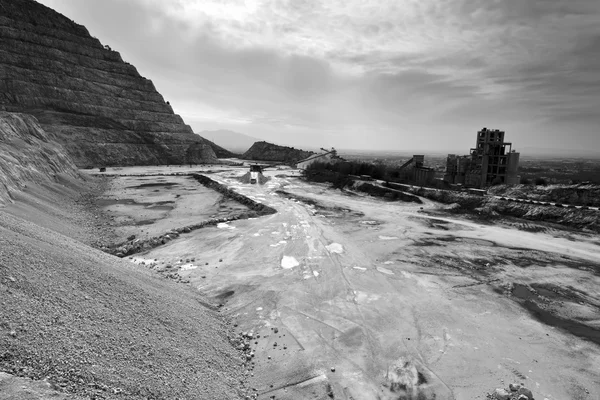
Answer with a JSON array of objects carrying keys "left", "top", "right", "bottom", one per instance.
[{"left": 37, "top": 0, "right": 600, "bottom": 154}]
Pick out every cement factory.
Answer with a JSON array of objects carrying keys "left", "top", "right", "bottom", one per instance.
[{"left": 444, "top": 127, "right": 520, "bottom": 188}]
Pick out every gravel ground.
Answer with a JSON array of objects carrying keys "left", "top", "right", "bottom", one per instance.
[{"left": 0, "top": 174, "right": 247, "bottom": 399}]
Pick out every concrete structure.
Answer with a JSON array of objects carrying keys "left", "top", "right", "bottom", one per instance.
[
  {"left": 444, "top": 128, "right": 520, "bottom": 188},
  {"left": 397, "top": 155, "right": 436, "bottom": 186}
]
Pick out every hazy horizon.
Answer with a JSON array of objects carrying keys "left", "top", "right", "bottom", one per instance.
[
  {"left": 38, "top": 0, "right": 600, "bottom": 156},
  {"left": 200, "top": 129, "right": 600, "bottom": 158}
]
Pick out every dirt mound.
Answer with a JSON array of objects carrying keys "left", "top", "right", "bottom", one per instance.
[
  {"left": 0, "top": 180, "right": 246, "bottom": 399},
  {"left": 193, "top": 174, "right": 277, "bottom": 216},
  {"left": 480, "top": 198, "right": 600, "bottom": 232},
  {"left": 489, "top": 183, "right": 600, "bottom": 207},
  {"left": 242, "top": 141, "right": 314, "bottom": 163},
  {"left": 0, "top": 112, "right": 80, "bottom": 206},
  {"left": 353, "top": 181, "right": 422, "bottom": 203}
]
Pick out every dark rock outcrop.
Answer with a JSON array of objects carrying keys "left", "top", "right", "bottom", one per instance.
[
  {"left": 0, "top": 111, "right": 80, "bottom": 205},
  {"left": 0, "top": 0, "right": 217, "bottom": 166},
  {"left": 242, "top": 141, "right": 314, "bottom": 163}
]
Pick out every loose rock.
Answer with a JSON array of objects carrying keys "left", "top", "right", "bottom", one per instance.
[
  {"left": 517, "top": 387, "right": 533, "bottom": 399},
  {"left": 494, "top": 388, "right": 510, "bottom": 400}
]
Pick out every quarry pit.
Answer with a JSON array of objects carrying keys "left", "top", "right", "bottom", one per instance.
[{"left": 91, "top": 165, "right": 600, "bottom": 400}]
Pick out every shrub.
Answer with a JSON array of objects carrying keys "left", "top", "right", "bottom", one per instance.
[{"left": 520, "top": 177, "right": 532, "bottom": 185}]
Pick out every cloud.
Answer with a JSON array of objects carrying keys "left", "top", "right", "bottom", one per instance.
[{"left": 36, "top": 0, "right": 600, "bottom": 152}]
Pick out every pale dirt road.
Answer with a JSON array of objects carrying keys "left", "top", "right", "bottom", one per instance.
[{"left": 100, "top": 167, "right": 600, "bottom": 400}]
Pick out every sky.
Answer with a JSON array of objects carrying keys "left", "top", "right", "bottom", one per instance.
[{"left": 37, "top": 0, "right": 600, "bottom": 155}]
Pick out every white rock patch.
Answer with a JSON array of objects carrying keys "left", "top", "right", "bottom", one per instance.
[
  {"left": 180, "top": 263, "right": 198, "bottom": 271},
  {"left": 217, "top": 222, "right": 235, "bottom": 229},
  {"left": 326, "top": 243, "right": 344, "bottom": 254},
  {"left": 378, "top": 235, "right": 398, "bottom": 240},
  {"left": 377, "top": 266, "right": 394, "bottom": 275},
  {"left": 281, "top": 256, "right": 300, "bottom": 269}
]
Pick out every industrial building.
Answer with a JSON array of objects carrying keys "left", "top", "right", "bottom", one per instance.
[
  {"left": 397, "top": 155, "right": 436, "bottom": 186},
  {"left": 444, "top": 128, "right": 520, "bottom": 188}
]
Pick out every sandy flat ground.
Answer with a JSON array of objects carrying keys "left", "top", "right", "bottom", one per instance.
[
  {"left": 95, "top": 166, "right": 600, "bottom": 400},
  {"left": 95, "top": 172, "right": 251, "bottom": 242}
]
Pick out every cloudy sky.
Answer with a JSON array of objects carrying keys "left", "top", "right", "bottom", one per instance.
[{"left": 38, "top": 0, "right": 600, "bottom": 155}]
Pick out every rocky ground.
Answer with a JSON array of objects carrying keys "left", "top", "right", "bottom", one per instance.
[
  {"left": 3, "top": 163, "right": 599, "bottom": 400},
  {"left": 0, "top": 173, "right": 248, "bottom": 399},
  {"left": 90, "top": 165, "right": 600, "bottom": 400}
]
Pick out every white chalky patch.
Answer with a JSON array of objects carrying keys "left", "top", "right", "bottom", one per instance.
[
  {"left": 279, "top": 240, "right": 287, "bottom": 244},
  {"left": 378, "top": 235, "right": 398, "bottom": 240},
  {"left": 180, "top": 263, "right": 198, "bottom": 271},
  {"left": 353, "top": 266, "right": 367, "bottom": 271},
  {"left": 217, "top": 222, "right": 235, "bottom": 229},
  {"left": 384, "top": 261, "right": 395, "bottom": 265},
  {"left": 354, "top": 291, "right": 380, "bottom": 304},
  {"left": 281, "top": 256, "right": 300, "bottom": 269},
  {"left": 326, "top": 243, "right": 344, "bottom": 254},
  {"left": 271, "top": 231, "right": 280, "bottom": 235},
  {"left": 256, "top": 307, "right": 263, "bottom": 311},
  {"left": 360, "top": 221, "right": 378, "bottom": 225},
  {"left": 130, "top": 257, "right": 155, "bottom": 265},
  {"left": 313, "top": 271, "right": 319, "bottom": 277},
  {"left": 253, "top": 233, "right": 261, "bottom": 237},
  {"left": 377, "top": 266, "right": 394, "bottom": 275}
]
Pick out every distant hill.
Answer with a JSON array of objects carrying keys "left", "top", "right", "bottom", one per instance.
[
  {"left": 199, "top": 135, "right": 240, "bottom": 158},
  {"left": 242, "top": 141, "right": 315, "bottom": 163},
  {"left": 198, "top": 130, "right": 262, "bottom": 153}
]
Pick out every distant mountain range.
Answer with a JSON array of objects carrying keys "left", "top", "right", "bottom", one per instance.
[
  {"left": 520, "top": 146, "right": 600, "bottom": 158},
  {"left": 197, "top": 129, "right": 262, "bottom": 153}
]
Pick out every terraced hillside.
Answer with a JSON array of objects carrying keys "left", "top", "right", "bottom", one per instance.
[{"left": 0, "top": 0, "right": 216, "bottom": 166}]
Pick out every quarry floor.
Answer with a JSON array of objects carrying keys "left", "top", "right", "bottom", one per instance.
[{"left": 94, "top": 165, "right": 600, "bottom": 400}]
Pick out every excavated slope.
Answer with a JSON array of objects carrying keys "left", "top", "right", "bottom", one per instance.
[
  {"left": 0, "top": 111, "right": 79, "bottom": 206},
  {"left": 489, "top": 183, "right": 600, "bottom": 207},
  {"left": 0, "top": 0, "right": 216, "bottom": 167},
  {"left": 242, "top": 140, "right": 314, "bottom": 163},
  {"left": 0, "top": 197, "right": 245, "bottom": 399}
]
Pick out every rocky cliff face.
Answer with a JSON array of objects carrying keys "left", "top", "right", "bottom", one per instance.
[
  {"left": 0, "top": 112, "right": 80, "bottom": 206},
  {"left": 0, "top": 0, "right": 216, "bottom": 166},
  {"left": 242, "top": 141, "right": 314, "bottom": 163}
]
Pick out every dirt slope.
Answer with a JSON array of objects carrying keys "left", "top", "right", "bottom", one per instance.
[
  {"left": 0, "top": 178, "right": 245, "bottom": 399},
  {"left": 0, "top": 112, "right": 80, "bottom": 206}
]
